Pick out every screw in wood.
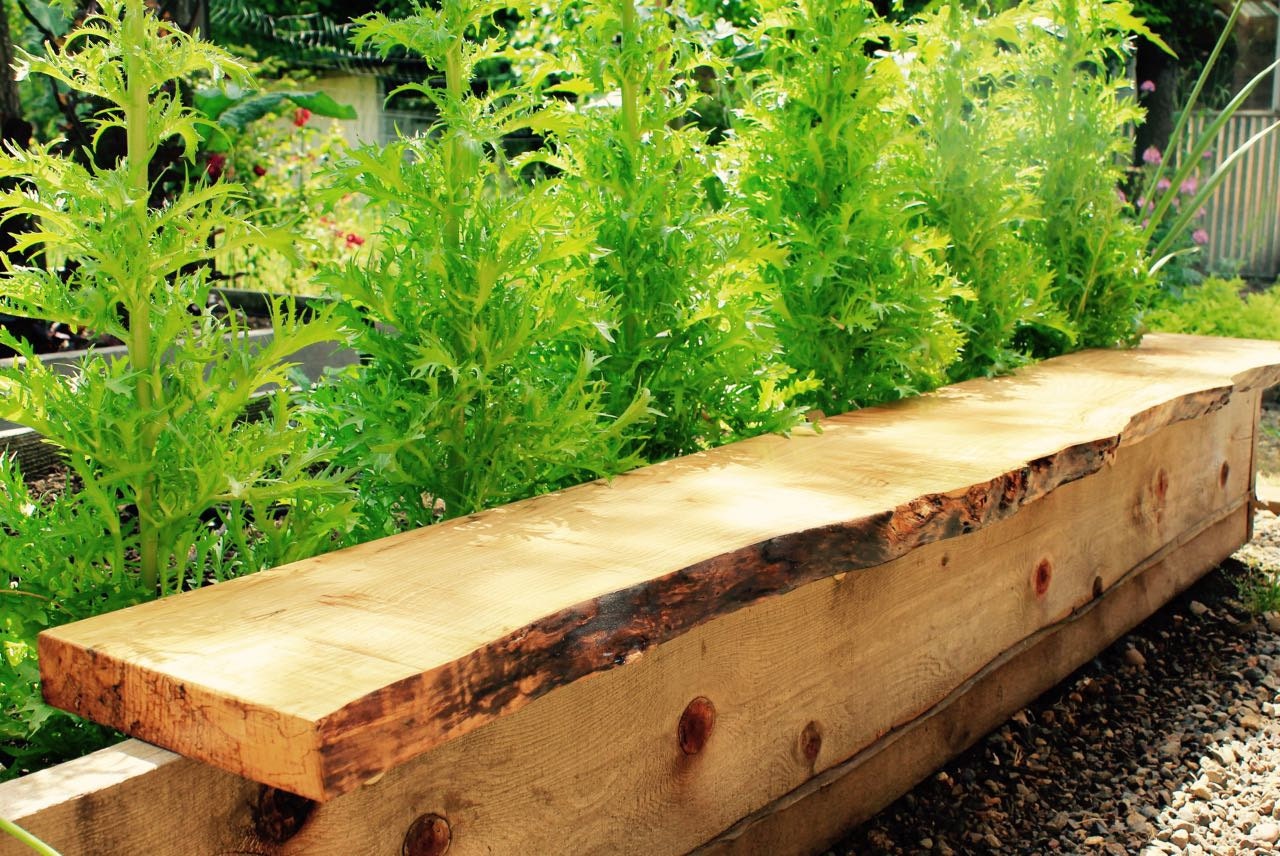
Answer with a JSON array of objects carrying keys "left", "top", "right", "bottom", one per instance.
[
  {"left": 1033, "top": 558, "right": 1053, "bottom": 598},
  {"left": 403, "top": 813, "right": 452, "bottom": 856},
  {"left": 679, "top": 696, "right": 716, "bottom": 755}
]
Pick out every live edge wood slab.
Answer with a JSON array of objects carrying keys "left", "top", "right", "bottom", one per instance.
[{"left": 25, "top": 333, "right": 1280, "bottom": 852}]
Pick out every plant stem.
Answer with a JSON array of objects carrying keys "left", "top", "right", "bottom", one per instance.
[
  {"left": 619, "top": 0, "right": 641, "bottom": 147},
  {"left": 443, "top": 42, "right": 466, "bottom": 251},
  {"left": 0, "top": 817, "right": 62, "bottom": 856},
  {"left": 122, "top": 0, "right": 161, "bottom": 592}
]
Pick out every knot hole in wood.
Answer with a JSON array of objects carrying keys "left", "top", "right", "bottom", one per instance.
[
  {"left": 403, "top": 813, "right": 452, "bottom": 856},
  {"left": 251, "top": 786, "right": 316, "bottom": 844},
  {"left": 1032, "top": 558, "right": 1053, "bottom": 599},
  {"left": 799, "top": 720, "right": 823, "bottom": 765},
  {"left": 679, "top": 696, "right": 716, "bottom": 755}
]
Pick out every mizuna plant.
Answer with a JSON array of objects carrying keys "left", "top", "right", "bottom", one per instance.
[
  {"left": 729, "top": 0, "right": 963, "bottom": 414},
  {"left": 545, "top": 0, "right": 810, "bottom": 460},
  {"left": 893, "top": 2, "right": 1064, "bottom": 379},
  {"left": 316, "top": 1, "right": 647, "bottom": 537},
  {"left": 1012, "top": 0, "right": 1158, "bottom": 350},
  {"left": 0, "top": 0, "right": 351, "bottom": 775}
]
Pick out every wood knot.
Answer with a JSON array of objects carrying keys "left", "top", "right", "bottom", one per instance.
[
  {"left": 1033, "top": 558, "right": 1053, "bottom": 599},
  {"left": 403, "top": 813, "right": 452, "bottom": 856},
  {"left": 799, "top": 720, "right": 823, "bottom": 763},
  {"left": 1220, "top": 461, "right": 1231, "bottom": 488},
  {"left": 1155, "top": 468, "right": 1170, "bottom": 501},
  {"left": 252, "top": 786, "right": 316, "bottom": 844},
  {"left": 678, "top": 696, "right": 716, "bottom": 755}
]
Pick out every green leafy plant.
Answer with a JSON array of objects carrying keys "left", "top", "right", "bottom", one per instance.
[
  {"left": 1011, "top": 0, "right": 1158, "bottom": 351},
  {"left": 1145, "top": 277, "right": 1280, "bottom": 339},
  {"left": 0, "top": 0, "right": 352, "bottom": 776},
  {"left": 1233, "top": 556, "right": 1280, "bottom": 615},
  {"left": 892, "top": 1, "right": 1063, "bottom": 379},
  {"left": 729, "top": 0, "right": 963, "bottom": 414},
  {"left": 315, "top": 0, "right": 648, "bottom": 538},
  {"left": 544, "top": 0, "right": 809, "bottom": 458}
]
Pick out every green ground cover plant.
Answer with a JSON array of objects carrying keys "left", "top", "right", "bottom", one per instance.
[
  {"left": 1145, "top": 277, "right": 1280, "bottom": 339},
  {"left": 0, "top": 0, "right": 352, "bottom": 778}
]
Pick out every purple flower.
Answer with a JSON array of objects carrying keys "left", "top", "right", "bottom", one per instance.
[
  {"left": 1202, "top": 149, "right": 1214, "bottom": 160},
  {"left": 1179, "top": 176, "right": 1199, "bottom": 195},
  {"left": 1141, "top": 219, "right": 1149, "bottom": 230},
  {"left": 1139, "top": 79, "right": 1156, "bottom": 93},
  {"left": 1116, "top": 188, "right": 1129, "bottom": 204},
  {"left": 1156, "top": 178, "right": 1171, "bottom": 192},
  {"left": 1192, "top": 228, "right": 1209, "bottom": 246},
  {"left": 1142, "top": 146, "right": 1162, "bottom": 165},
  {"left": 1136, "top": 196, "right": 1147, "bottom": 210}
]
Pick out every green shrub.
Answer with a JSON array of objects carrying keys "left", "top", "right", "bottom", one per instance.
[{"left": 1012, "top": 0, "right": 1157, "bottom": 350}]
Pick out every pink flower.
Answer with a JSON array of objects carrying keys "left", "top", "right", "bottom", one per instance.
[
  {"left": 1142, "top": 146, "right": 1162, "bottom": 165},
  {"left": 293, "top": 107, "right": 312, "bottom": 127},
  {"left": 1156, "top": 178, "right": 1171, "bottom": 192},
  {"left": 1179, "top": 176, "right": 1199, "bottom": 195},
  {"left": 1202, "top": 149, "right": 1214, "bottom": 160},
  {"left": 1136, "top": 196, "right": 1147, "bottom": 211},
  {"left": 253, "top": 164, "right": 267, "bottom": 177},
  {"left": 1139, "top": 79, "right": 1156, "bottom": 93},
  {"left": 345, "top": 232, "right": 365, "bottom": 247},
  {"left": 1192, "top": 228, "right": 1209, "bottom": 246},
  {"left": 1116, "top": 188, "right": 1128, "bottom": 204}
]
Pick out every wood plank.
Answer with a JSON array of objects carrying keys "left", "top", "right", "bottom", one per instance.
[
  {"left": 695, "top": 505, "right": 1250, "bottom": 856},
  {"left": 2, "top": 399, "right": 1256, "bottom": 856},
  {"left": 35, "top": 334, "right": 1280, "bottom": 801}
]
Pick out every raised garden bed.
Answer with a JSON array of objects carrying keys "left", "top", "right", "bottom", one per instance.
[{"left": 2, "top": 333, "right": 1279, "bottom": 855}]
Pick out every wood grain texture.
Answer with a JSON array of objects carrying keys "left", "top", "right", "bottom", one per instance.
[
  {"left": 35, "top": 334, "right": 1280, "bottom": 801},
  {"left": 2, "top": 392, "right": 1258, "bottom": 856}
]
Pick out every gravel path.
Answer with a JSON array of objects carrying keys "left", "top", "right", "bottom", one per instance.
[{"left": 831, "top": 404, "right": 1280, "bottom": 855}]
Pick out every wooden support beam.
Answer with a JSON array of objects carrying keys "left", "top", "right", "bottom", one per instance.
[{"left": 34, "top": 335, "right": 1280, "bottom": 804}]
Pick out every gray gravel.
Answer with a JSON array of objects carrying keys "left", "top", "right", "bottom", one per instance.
[{"left": 833, "top": 510, "right": 1280, "bottom": 855}]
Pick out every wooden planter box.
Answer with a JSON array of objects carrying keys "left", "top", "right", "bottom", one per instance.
[{"left": 3, "top": 334, "right": 1279, "bottom": 856}]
